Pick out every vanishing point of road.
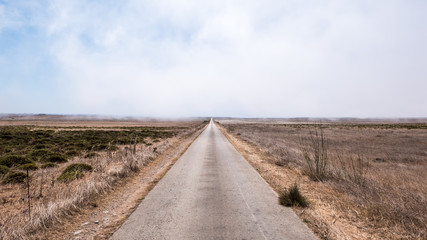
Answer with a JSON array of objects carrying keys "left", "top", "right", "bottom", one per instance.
[{"left": 111, "top": 120, "right": 316, "bottom": 240}]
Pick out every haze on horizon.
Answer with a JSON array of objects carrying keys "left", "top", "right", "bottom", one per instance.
[{"left": 1, "top": 0, "right": 426, "bottom": 118}]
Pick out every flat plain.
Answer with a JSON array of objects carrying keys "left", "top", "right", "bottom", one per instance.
[
  {"left": 218, "top": 119, "right": 427, "bottom": 239},
  {"left": 1, "top": 115, "right": 425, "bottom": 240},
  {"left": 0, "top": 115, "right": 208, "bottom": 239}
]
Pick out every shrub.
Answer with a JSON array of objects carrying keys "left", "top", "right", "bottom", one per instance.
[
  {"left": 33, "top": 144, "right": 49, "bottom": 150},
  {"left": 0, "top": 165, "right": 9, "bottom": 175},
  {"left": 336, "top": 155, "right": 369, "bottom": 186},
  {"left": 57, "top": 163, "right": 93, "bottom": 182},
  {"left": 41, "top": 162, "right": 59, "bottom": 169},
  {"left": 303, "top": 128, "right": 328, "bottom": 181},
  {"left": 3, "top": 171, "right": 27, "bottom": 184},
  {"left": 84, "top": 152, "right": 99, "bottom": 159},
  {"left": 275, "top": 160, "right": 286, "bottom": 167},
  {"left": 92, "top": 143, "right": 108, "bottom": 151},
  {"left": 0, "top": 155, "right": 33, "bottom": 167},
  {"left": 108, "top": 145, "right": 119, "bottom": 151},
  {"left": 279, "top": 183, "right": 308, "bottom": 208},
  {"left": 65, "top": 150, "right": 80, "bottom": 157},
  {"left": 30, "top": 149, "right": 54, "bottom": 158},
  {"left": 29, "top": 149, "right": 55, "bottom": 162},
  {"left": 18, "top": 162, "right": 39, "bottom": 171},
  {"left": 46, "top": 154, "right": 67, "bottom": 163}
]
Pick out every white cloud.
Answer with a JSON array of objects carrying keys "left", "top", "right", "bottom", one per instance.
[{"left": 1, "top": 0, "right": 427, "bottom": 117}]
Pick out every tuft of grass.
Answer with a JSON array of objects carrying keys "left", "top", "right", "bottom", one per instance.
[
  {"left": 40, "top": 162, "right": 58, "bottom": 169},
  {"left": 0, "top": 155, "right": 33, "bottom": 167},
  {"left": 0, "top": 165, "right": 9, "bottom": 175},
  {"left": 279, "top": 183, "right": 308, "bottom": 208},
  {"left": 18, "top": 162, "right": 39, "bottom": 171},
  {"left": 2, "top": 171, "right": 27, "bottom": 184},
  {"left": 57, "top": 163, "right": 93, "bottom": 182}
]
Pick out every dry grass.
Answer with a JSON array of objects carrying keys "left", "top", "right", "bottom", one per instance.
[
  {"left": 0, "top": 120, "right": 207, "bottom": 240},
  {"left": 218, "top": 120, "right": 427, "bottom": 240}
]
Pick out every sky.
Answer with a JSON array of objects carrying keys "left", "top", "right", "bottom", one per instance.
[{"left": 1, "top": 0, "right": 427, "bottom": 118}]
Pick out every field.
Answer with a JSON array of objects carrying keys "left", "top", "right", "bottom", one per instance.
[
  {"left": 0, "top": 115, "right": 208, "bottom": 239},
  {"left": 217, "top": 119, "right": 427, "bottom": 239}
]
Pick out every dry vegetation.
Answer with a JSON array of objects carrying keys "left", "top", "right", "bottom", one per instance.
[
  {"left": 218, "top": 120, "right": 426, "bottom": 240},
  {"left": 0, "top": 118, "right": 208, "bottom": 240}
]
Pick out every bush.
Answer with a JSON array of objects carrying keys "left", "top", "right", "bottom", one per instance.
[
  {"left": 33, "top": 144, "right": 51, "bottom": 150},
  {"left": 0, "top": 155, "right": 33, "bottom": 167},
  {"left": 65, "top": 150, "right": 80, "bottom": 157},
  {"left": 303, "top": 128, "right": 328, "bottom": 181},
  {"left": 41, "top": 162, "right": 58, "bottom": 169},
  {"left": 30, "top": 149, "right": 55, "bottom": 159},
  {"left": 108, "top": 145, "right": 119, "bottom": 151},
  {"left": 279, "top": 183, "right": 308, "bottom": 208},
  {"left": 84, "top": 152, "right": 99, "bottom": 159},
  {"left": 57, "top": 163, "right": 93, "bottom": 182},
  {"left": 3, "top": 171, "right": 27, "bottom": 184},
  {"left": 46, "top": 154, "right": 67, "bottom": 163},
  {"left": 92, "top": 143, "right": 108, "bottom": 151},
  {"left": 18, "top": 162, "right": 39, "bottom": 171},
  {"left": 0, "top": 165, "right": 9, "bottom": 175}
]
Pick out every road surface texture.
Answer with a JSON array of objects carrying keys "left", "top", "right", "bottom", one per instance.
[{"left": 111, "top": 121, "right": 316, "bottom": 240}]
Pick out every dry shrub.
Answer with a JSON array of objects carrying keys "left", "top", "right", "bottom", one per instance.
[
  {"left": 302, "top": 128, "right": 328, "bottom": 181},
  {"left": 333, "top": 154, "right": 369, "bottom": 186}
]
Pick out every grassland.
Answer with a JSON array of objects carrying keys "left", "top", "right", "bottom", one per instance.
[
  {"left": 218, "top": 120, "right": 426, "bottom": 240},
  {"left": 0, "top": 118, "right": 208, "bottom": 239}
]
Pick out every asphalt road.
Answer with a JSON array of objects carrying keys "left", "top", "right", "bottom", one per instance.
[{"left": 110, "top": 120, "right": 316, "bottom": 240}]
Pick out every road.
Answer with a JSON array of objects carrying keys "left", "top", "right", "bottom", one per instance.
[{"left": 110, "top": 120, "right": 316, "bottom": 240}]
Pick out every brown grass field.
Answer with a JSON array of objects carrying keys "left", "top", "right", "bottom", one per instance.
[
  {"left": 217, "top": 119, "right": 426, "bottom": 240},
  {"left": 0, "top": 115, "right": 208, "bottom": 239}
]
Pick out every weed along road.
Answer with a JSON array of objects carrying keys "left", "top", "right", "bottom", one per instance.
[{"left": 110, "top": 120, "right": 316, "bottom": 240}]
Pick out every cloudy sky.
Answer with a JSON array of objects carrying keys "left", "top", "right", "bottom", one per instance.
[{"left": 1, "top": 0, "right": 426, "bottom": 118}]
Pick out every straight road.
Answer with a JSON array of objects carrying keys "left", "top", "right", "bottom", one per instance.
[{"left": 111, "top": 120, "right": 316, "bottom": 239}]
